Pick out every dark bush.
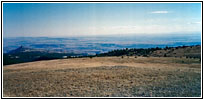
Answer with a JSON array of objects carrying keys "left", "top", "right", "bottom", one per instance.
[{"left": 34, "top": 56, "right": 58, "bottom": 61}]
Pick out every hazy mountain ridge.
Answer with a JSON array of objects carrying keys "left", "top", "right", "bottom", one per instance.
[
  {"left": 3, "top": 46, "right": 87, "bottom": 65},
  {"left": 8, "top": 46, "right": 47, "bottom": 54}
]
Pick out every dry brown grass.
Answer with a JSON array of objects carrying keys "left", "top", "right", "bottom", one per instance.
[
  {"left": 3, "top": 57, "right": 201, "bottom": 97},
  {"left": 151, "top": 45, "right": 201, "bottom": 58}
]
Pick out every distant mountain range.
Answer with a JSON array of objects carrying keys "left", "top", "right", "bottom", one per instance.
[
  {"left": 8, "top": 46, "right": 46, "bottom": 54},
  {"left": 4, "top": 46, "right": 87, "bottom": 65}
]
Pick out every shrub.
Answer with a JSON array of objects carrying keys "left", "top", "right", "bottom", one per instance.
[{"left": 164, "top": 54, "right": 167, "bottom": 57}]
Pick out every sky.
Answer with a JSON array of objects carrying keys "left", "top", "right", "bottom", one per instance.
[{"left": 3, "top": 3, "right": 202, "bottom": 37}]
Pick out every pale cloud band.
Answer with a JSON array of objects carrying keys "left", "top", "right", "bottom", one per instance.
[
  {"left": 151, "top": 11, "right": 169, "bottom": 14},
  {"left": 187, "top": 22, "right": 201, "bottom": 24},
  {"left": 75, "top": 24, "right": 201, "bottom": 36}
]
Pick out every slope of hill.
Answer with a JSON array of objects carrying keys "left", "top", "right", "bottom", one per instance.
[
  {"left": 3, "top": 56, "right": 201, "bottom": 97},
  {"left": 98, "top": 45, "right": 201, "bottom": 59},
  {"left": 3, "top": 45, "right": 201, "bottom": 97},
  {"left": 150, "top": 45, "right": 201, "bottom": 58}
]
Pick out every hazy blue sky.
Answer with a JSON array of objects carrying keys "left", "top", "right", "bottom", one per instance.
[{"left": 3, "top": 3, "right": 201, "bottom": 37}]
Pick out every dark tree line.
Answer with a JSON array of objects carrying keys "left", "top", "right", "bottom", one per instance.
[{"left": 96, "top": 47, "right": 162, "bottom": 57}]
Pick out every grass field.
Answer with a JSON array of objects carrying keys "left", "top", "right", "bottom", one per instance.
[{"left": 3, "top": 57, "right": 201, "bottom": 97}]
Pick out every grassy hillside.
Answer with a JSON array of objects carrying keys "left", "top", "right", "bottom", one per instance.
[
  {"left": 3, "top": 45, "right": 201, "bottom": 65},
  {"left": 97, "top": 45, "right": 201, "bottom": 59},
  {"left": 3, "top": 57, "right": 201, "bottom": 97},
  {"left": 150, "top": 45, "right": 201, "bottom": 58}
]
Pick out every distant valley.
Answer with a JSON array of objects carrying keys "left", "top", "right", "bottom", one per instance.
[
  {"left": 3, "top": 34, "right": 201, "bottom": 65},
  {"left": 3, "top": 33, "right": 201, "bottom": 54}
]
